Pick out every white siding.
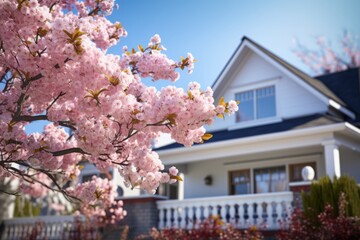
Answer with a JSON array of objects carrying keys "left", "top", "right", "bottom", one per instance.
[
  {"left": 277, "top": 76, "right": 326, "bottom": 118},
  {"left": 183, "top": 152, "right": 322, "bottom": 199},
  {"left": 340, "top": 148, "right": 360, "bottom": 182},
  {"left": 183, "top": 158, "right": 228, "bottom": 198},
  {"left": 209, "top": 52, "right": 327, "bottom": 131},
  {"left": 229, "top": 52, "right": 279, "bottom": 88}
]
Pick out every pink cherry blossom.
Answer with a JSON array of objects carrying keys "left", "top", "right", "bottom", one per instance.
[{"left": 0, "top": 0, "right": 237, "bottom": 223}]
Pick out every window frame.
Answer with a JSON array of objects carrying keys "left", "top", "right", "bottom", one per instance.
[
  {"left": 228, "top": 169, "right": 251, "bottom": 195},
  {"left": 156, "top": 183, "right": 179, "bottom": 199},
  {"left": 253, "top": 165, "right": 287, "bottom": 193},
  {"left": 235, "top": 85, "right": 276, "bottom": 123},
  {"left": 289, "top": 162, "right": 317, "bottom": 182},
  {"left": 228, "top": 165, "right": 288, "bottom": 195},
  {"left": 226, "top": 77, "right": 281, "bottom": 129}
]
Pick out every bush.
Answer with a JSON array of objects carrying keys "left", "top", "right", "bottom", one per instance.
[
  {"left": 302, "top": 176, "right": 360, "bottom": 225},
  {"left": 277, "top": 193, "right": 360, "bottom": 240},
  {"left": 136, "top": 216, "right": 263, "bottom": 240}
]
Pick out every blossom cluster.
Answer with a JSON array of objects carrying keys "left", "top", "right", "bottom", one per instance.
[
  {"left": 19, "top": 172, "right": 52, "bottom": 198},
  {"left": 0, "top": 0, "right": 237, "bottom": 214},
  {"left": 67, "top": 176, "right": 126, "bottom": 226},
  {"left": 293, "top": 31, "right": 360, "bottom": 74}
]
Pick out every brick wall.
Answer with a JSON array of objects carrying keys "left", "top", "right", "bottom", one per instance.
[
  {"left": 103, "top": 195, "right": 167, "bottom": 240},
  {"left": 289, "top": 182, "right": 311, "bottom": 209}
]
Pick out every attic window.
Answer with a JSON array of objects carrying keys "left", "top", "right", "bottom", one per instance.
[{"left": 235, "top": 85, "right": 276, "bottom": 122}]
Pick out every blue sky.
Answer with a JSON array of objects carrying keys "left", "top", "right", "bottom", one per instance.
[{"left": 110, "top": 0, "right": 360, "bottom": 90}]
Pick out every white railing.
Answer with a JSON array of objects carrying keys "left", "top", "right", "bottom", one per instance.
[
  {"left": 1, "top": 215, "right": 98, "bottom": 240},
  {"left": 157, "top": 192, "right": 293, "bottom": 230}
]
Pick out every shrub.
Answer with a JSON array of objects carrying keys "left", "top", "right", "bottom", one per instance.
[
  {"left": 302, "top": 176, "right": 360, "bottom": 225},
  {"left": 278, "top": 192, "right": 360, "bottom": 240},
  {"left": 136, "top": 216, "right": 263, "bottom": 240}
]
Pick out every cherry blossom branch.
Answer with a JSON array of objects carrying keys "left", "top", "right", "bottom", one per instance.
[
  {"left": 46, "top": 91, "right": 66, "bottom": 112},
  {"left": 0, "top": 188, "right": 20, "bottom": 196},
  {"left": 58, "top": 120, "right": 76, "bottom": 131},
  {"left": 13, "top": 114, "right": 48, "bottom": 122},
  {"left": 50, "top": 147, "right": 90, "bottom": 157},
  {"left": 6, "top": 162, "right": 80, "bottom": 203}
]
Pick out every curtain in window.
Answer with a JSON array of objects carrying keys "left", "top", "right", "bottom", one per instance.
[{"left": 254, "top": 166, "right": 286, "bottom": 193}]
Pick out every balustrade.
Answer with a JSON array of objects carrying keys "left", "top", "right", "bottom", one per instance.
[
  {"left": 157, "top": 192, "right": 293, "bottom": 230},
  {"left": 1, "top": 215, "right": 98, "bottom": 240}
]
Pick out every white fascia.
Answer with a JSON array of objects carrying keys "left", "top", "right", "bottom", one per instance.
[
  {"left": 158, "top": 122, "right": 360, "bottom": 164},
  {"left": 329, "top": 99, "right": 356, "bottom": 120}
]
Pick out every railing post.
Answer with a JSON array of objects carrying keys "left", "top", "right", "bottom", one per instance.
[
  {"left": 275, "top": 200, "right": 282, "bottom": 227},
  {"left": 158, "top": 208, "right": 165, "bottom": 229},
  {"left": 247, "top": 202, "right": 254, "bottom": 226},
  {"left": 228, "top": 204, "right": 235, "bottom": 224},
  {"left": 179, "top": 206, "right": 186, "bottom": 228},
  {"left": 173, "top": 207, "right": 179, "bottom": 228},
  {"left": 194, "top": 205, "right": 201, "bottom": 225},
  {"left": 203, "top": 205, "right": 209, "bottom": 220},
  {"left": 187, "top": 206, "right": 194, "bottom": 229},
  {"left": 166, "top": 207, "right": 172, "bottom": 228}
]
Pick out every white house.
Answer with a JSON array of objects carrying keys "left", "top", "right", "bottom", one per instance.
[{"left": 155, "top": 37, "right": 360, "bottom": 230}]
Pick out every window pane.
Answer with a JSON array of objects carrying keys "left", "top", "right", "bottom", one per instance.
[
  {"left": 254, "top": 166, "right": 286, "bottom": 193},
  {"left": 230, "top": 169, "right": 250, "bottom": 195},
  {"left": 235, "top": 183, "right": 250, "bottom": 195},
  {"left": 81, "top": 174, "right": 93, "bottom": 183},
  {"left": 256, "top": 86, "right": 276, "bottom": 119},
  {"left": 169, "top": 185, "right": 178, "bottom": 199},
  {"left": 289, "top": 162, "right": 317, "bottom": 182},
  {"left": 235, "top": 91, "right": 254, "bottom": 122}
]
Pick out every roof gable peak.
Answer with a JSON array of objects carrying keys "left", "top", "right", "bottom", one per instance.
[{"left": 212, "top": 36, "right": 354, "bottom": 120}]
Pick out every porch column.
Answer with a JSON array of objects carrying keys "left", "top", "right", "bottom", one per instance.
[{"left": 322, "top": 140, "right": 341, "bottom": 179}]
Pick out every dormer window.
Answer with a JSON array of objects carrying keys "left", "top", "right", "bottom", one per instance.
[{"left": 235, "top": 85, "right": 276, "bottom": 122}]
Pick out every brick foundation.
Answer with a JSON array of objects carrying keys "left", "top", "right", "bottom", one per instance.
[{"left": 103, "top": 195, "right": 166, "bottom": 239}]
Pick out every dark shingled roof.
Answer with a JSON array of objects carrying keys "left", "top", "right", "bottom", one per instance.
[
  {"left": 156, "top": 114, "right": 342, "bottom": 150},
  {"left": 316, "top": 68, "right": 360, "bottom": 122}
]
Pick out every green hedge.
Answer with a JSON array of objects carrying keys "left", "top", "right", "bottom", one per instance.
[{"left": 302, "top": 175, "right": 360, "bottom": 225}]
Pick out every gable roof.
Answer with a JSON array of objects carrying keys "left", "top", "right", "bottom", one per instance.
[
  {"left": 212, "top": 36, "right": 354, "bottom": 119},
  {"left": 156, "top": 114, "right": 342, "bottom": 151}
]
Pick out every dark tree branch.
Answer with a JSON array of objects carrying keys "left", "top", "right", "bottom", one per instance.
[
  {"left": 50, "top": 147, "right": 90, "bottom": 157},
  {"left": 46, "top": 91, "right": 66, "bottom": 112},
  {"left": 0, "top": 188, "right": 20, "bottom": 196},
  {"left": 14, "top": 114, "right": 48, "bottom": 122},
  {"left": 58, "top": 121, "right": 76, "bottom": 131},
  {"left": 14, "top": 93, "right": 26, "bottom": 118},
  {"left": 6, "top": 139, "right": 23, "bottom": 145},
  {"left": 7, "top": 162, "right": 80, "bottom": 203},
  {"left": 29, "top": 73, "right": 43, "bottom": 82}
]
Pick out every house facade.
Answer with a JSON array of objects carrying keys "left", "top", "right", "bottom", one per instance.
[{"left": 155, "top": 37, "right": 360, "bottom": 230}]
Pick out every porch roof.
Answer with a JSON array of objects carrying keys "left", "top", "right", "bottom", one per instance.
[{"left": 156, "top": 114, "right": 342, "bottom": 150}]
